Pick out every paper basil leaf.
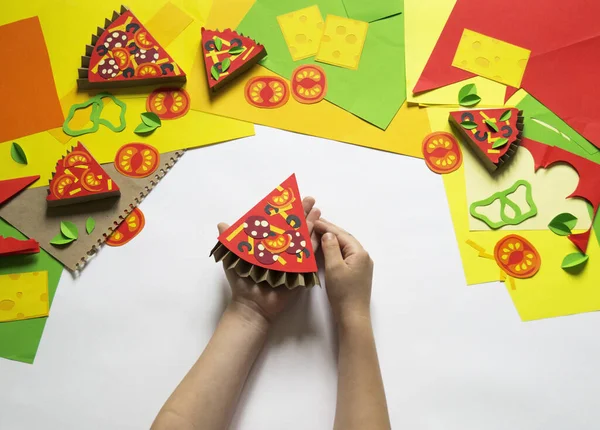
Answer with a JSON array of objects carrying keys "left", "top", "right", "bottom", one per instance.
[
  {"left": 214, "top": 38, "right": 223, "bottom": 51},
  {"left": 141, "top": 112, "right": 161, "bottom": 128},
  {"left": 60, "top": 221, "right": 79, "bottom": 240},
  {"left": 460, "top": 121, "right": 478, "bottom": 130},
  {"left": 492, "top": 137, "right": 509, "bottom": 148},
  {"left": 221, "top": 58, "right": 231, "bottom": 73},
  {"left": 86, "top": 217, "right": 96, "bottom": 235},
  {"left": 134, "top": 123, "right": 158, "bottom": 134},
  {"left": 458, "top": 83, "right": 477, "bottom": 102},
  {"left": 499, "top": 109, "right": 512, "bottom": 121},
  {"left": 211, "top": 65, "right": 220, "bottom": 81},
  {"left": 459, "top": 94, "right": 481, "bottom": 107},
  {"left": 228, "top": 46, "right": 244, "bottom": 55},
  {"left": 11, "top": 142, "right": 28, "bottom": 165},
  {"left": 561, "top": 252, "right": 589, "bottom": 270},
  {"left": 548, "top": 213, "right": 578, "bottom": 236},
  {"left": 484, "top": 119, "right": 499, "bottom": 132},
  {"left": 50, "top": 233, "right": 75, "bottom": 246}
]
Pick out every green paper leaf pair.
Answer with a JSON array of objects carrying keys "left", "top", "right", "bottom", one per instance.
[
  {"left": 499, "top": 110, "right": 512, "bottom": 122},
  {"left": 50, "top": 221, "right": 79, "bottom": 246},
  {"left": 11, "top": 142, "right": 28, "bottom": 165},
  {"left": 211, "top": 65, "right": 220, "bottom": 81},
  {"left": 492, "top": 137, "right": 509, "bottom": 149},
  {"left": 86, "top": 217, "right": 96, "bottom": 235},
  {"left": 458, "top": 84, "right": 481, "bottom": 107},
  {"left": 134, "top": 112, "right": 162, "bottom": 135},
  {"left": 214, "top": 37, "right": 223, "bottom": 51},
  {"left": 221, "top": 58, "right": 231, "bottom": 73},
  {"left": 228, "top": 46, "right": 244, "bottom": 55},
  {"left": 562, "top": 252, "right": 589, "bottom": 270},
  {"left": 484, "top": 119, "right": 499, "bottom": 132},
  {"left": 460, "top": 120, "right": 477, "bottom": 130},
  {"left": 548, "top": 213, "right": 578, "bottom": 236}
]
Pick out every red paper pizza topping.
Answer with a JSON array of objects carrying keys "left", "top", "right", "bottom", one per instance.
[
  {"left": 291, "top": 65, "right": 327, "bottom": 104},
  {"left": 47, "top": 142, "right": 120, "bottom": 206},
  {"left": 106, "top": 207, "right": 145, "bottom": 247},
  {"left": 217, "top": 174, "right": 317, "bottom": 273},
  {"left": 244, "top": 76, "right": 290, "bottom": 109},
  {"left": 422, "top": 131, "right": 463, "bottom": 174},
  {"left": 146, "top": 87, "right": 191, "bottom": 120},
  {"left": 201, "top": 28, "right": 267, "bottom": 92},
  {"left": 114, "top": 143, "right": 160, "bottom": 178}
]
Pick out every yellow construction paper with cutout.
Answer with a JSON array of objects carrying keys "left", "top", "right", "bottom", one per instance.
[
  {"left": 277, "top": 5, "right": 324, "bottom": 61},
  {"left": 452, "top": 29, "right": 531, "bottom": 88},
  {"left": 316, "top": 15, "right": 368, "bottom": 70},
  {"left": 0, "top": 271, "right": 49, "bottom": 322}
]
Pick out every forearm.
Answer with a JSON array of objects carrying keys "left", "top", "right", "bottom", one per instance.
[
  {"left": 152, "top": 301, "right": 269, "bottom": 430},
  {"left": 334, "top": 313, "right": 390, "bottom": 430}
]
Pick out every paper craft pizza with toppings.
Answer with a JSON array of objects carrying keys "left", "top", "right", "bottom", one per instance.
[
  {"left": 201, "top": 28, "right": 267, "bottom": 92},
  {"left": 210, "top": 174, "right": 318, "bottom": 289},
  {"left": 47, "top": 142, "right": 120, "bottom": 206},
  {"left": 78, "top": 6, "right": 186, "bottom": 89},
  {"left": 449, "top": 108, "right": 523, "bottom": 172}
]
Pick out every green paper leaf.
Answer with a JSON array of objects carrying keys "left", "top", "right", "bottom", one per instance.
[
  {"left": 499, "top": 109, "right": 512, "bottom": 122},
  {"left": 221, "top": 58, "right": 231, "bottom": 73},
  {"left": 211, "top": 65, "right": 220, "bottom": 81},
  {"left": 134, "top": 123, "right": 158, "bottom": 135},
  {"left": 484, "top": 119, "right": 499, "bottom": 132},
  {"left": 561, "top": 252, "right": 589, "bottom": 270},
  {"left": 458, "top": 83, "right": 477, "bottom": 102},
  {"left": 141, "top": 112, "right": 161, "bottom": 128},
  {"left": 214, "top": 37, "right": 223, "bottom": 51},
  {"left": 460, "top": 121, "right": 478, "bottom": 130},
  {"left": 10, "top": 142, "right": 28, "bottom": 165},
  {"left": 60, "top": 221, "right": 78, "bottom": 240},
  {"left": 548, "top": 213, "right": 578, "bottom": 236},
  {"left": 50, "top": 233, "right": 75, "bottom": 246},
  {"left": 86, "top": 217, "right": 96, "bottom": 235},
  {"left": 228, "top": 46, "right": 244, "bottom": 55},
  {"left": 459, "top": 94, "right": 481, "bottom": 107},
  {"left": 492, "top": 137, "right": 509, "bottom": 149}
]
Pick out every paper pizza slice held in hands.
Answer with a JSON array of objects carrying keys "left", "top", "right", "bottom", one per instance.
[
  {"left": 449, "top": 108, "right": 523, "bottom": 172},
  {"left": 210, "top": 174, "right": 319, "bottom": 289},
  {"left": 78, "top": 6, "right": 186, "bottom": 89},
  {"left": 47, "top": 142, "right": 120, "bottom": 206},
  {"left": 201, "top": 28, "right": 267, "bottom": 93}
]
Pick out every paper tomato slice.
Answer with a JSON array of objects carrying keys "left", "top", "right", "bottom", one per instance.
[
  {"left": 244, "top": 76, "right": 290, "bottom": 109},
  {"left": 291, "top": 65, "right": 327, "bottom": 104},
  {"left": 135, "top": 63, "right": 161, "bottom": 78},
  {"left": 63, "top": 151, "right": 92, "bottom": 167},
  {"left": 494, "top": 234, "right": 541, "bottom": 279},
  {"left": 263, "top": 234, "right": 292, "bottom": 254},
  {"left": 422, "top": 131, "right": 463, "bottom": 174},
  {"left": 106, "top": 207, "right": 145, "bottom": 247},
  {"left": 114, "top": 143, "right": 160, "bottom": 178},
  {"left": 146, "top": 87, "right": 190, "bottom": 120},
  {"left": 111, "top": 47, "right": 131, "bottom": 70}
]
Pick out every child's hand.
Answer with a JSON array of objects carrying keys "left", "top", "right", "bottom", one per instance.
[
  {"left": 314, "top": 219, "right": 374, "bottom": 325},
  {"left": 217, "top": 197, "right": 321, "bottom": 325}
]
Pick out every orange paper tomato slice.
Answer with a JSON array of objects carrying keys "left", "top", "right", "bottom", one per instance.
[
  {"left": 51, "top": 174, "right": 77, "bottom": 199},
  {"left": 291, "top": 65, "right": 327, "bottom": 104},
  {"left": 134, "top": 30, "right": 155, "bottom": 49},
  {"left": 114, "top": 143, "right": 160, "bottom": 178},
  {"left": 494, "top": 234, "right": 541, "bottom": 279},
  {"left": 244, "top": 76, "right": 290, "bottom": 109},
  {"left": 106, "top": 207, "right": 146, "bottom": 247},
  {"left": 268, "top": 187, "right": 295, "bottom": 209},
  {"left": 135, "top": 63, "right": 161, "bottom": 78},
  {"left": 146, "top": 87, "right": 190, "bottom": 120},
  {"left": 111, "top": 47, "right": 131, "bottom": 70},
  {"left": 422, "top": 131, "right": 463, "bottom": 174},
  {"left": 263, "top": 233, "right": 292, "bottom": 254},
  {"left": 81, "top": 169, "right": 104, "bottom": 192},
  {"left": 63, "top": 151, "right": 91, "bottom": 168}
]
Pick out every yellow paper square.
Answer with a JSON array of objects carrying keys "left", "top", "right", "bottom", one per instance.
[
  {"left": 452, "top": 29, "right": 531, "bottom": 88},
  {"left": 277, "top": 6, "right": 324, "bottom": 61},
  {"left": 0, "top": 271, "right": 49, "bottom": 322},
  {"left": 316, "top": 15, "right": 368, "bottom": 70}
]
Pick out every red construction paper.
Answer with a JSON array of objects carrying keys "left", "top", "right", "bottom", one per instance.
[
  {"left": 569, "top": 229, "right": 592, "bottom": 254},
  {"left": 0, "top": 17, "right": 64, "bottom": 143},
  {"left": 413, "top": 0, "right": 600, "bottom": 148},
  {"left": 0, "top": 176, "right": 40, "bottom": 206},
  {"left": 47, "top": 142, "right": 121, "bottom": 206},
  {"left": 0, "top": 236, "right": 40, "bottom": 256},
  {"left": 217, "top": 174, "right": 317, "bottom": 273}
]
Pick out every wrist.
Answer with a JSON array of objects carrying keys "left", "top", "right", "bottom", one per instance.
[
  {"left": 336, "top": 305, "right": 371, "bottom": 330},
  {"left": 226, "top": 300, "right": 271, "bottom": 333}
]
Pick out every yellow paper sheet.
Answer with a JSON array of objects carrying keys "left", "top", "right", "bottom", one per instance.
[
  {"left": 404, "top": 0, "right": 506, "bottom": 106},
  {"left": 452, "top": 29, "right": 530, "bottom": 89},
  {"left": 430, "top": 107, "right": 600, "bottom": 321},
  {"left": 315, "top": 15, "right": 368, "bottom": 70},
  {"left": 277, "top": 6, "right": 324, "bottom": 61},
  {"left": 0, "top": 271, "right": 49, "bottom": 322}
]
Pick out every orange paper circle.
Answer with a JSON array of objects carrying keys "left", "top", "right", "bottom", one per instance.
[
  {"left": 106, "top": 207, "right": 146, "bottom": 247},
  {"left": 146, "top": 87, "right": 191, "bottom": 120},
  {"left": 494, "top": 234, "right": 541, "bottom": 279},
  {"left": 114, "top": 143, "right": 160, "bottom": 178},
  {"left": 291, "top": 65, "right": 327, "bottom": 104},
  {"left": 422, "top": 131, "right": 463, "bottom": 174},
  {"left": 244, "top": 76, "right": 290, "bottom": 109}
]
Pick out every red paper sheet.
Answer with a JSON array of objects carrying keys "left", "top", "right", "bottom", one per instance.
[
  {"left": 0, "top": 236, "right": 40, "bottom": 256},
  {"left": 0, "top": 176, "right": 40, "bottom": 206}
]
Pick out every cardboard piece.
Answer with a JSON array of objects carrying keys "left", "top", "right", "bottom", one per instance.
[
  {"left": 421, "top": 131, "right": 463, "bottom": 174},
  {"left": 0, "top": 176, "right": 40, "bottom": 206},
  {"left": 449, "top": 108, "right": 523, "bottom": 172},
  {"left": 202, "top": 28, "right": 267, "bottom": 92},
  {"left": 106, "top": 207, "right": 145, "bottom": 246},
  {"left": 315, "top": 15, "right": 369, "bottom": 70},
  {"left": 0, "top": 150, "right": 182, "bottom": 272},
  {"left": 277, "top": 5, "right": 324, "bottom": 61},
  {"left": 211, "top": 174, "right": 319, "bottom": 289},
  {"left": 78, "top": 6, "right": 186, "bottom": 89},
  {"left": 0, "top": 271, "right": 49, "bottom": 322},
  {"left": 146, "top": 87, "right": 191, "bottom": 120},
  {"left": 290, "top": 65, "right": 327, "bottom": 104},
  {"left": 0, "top": 17, "right": 64, "bottom": 144},
  {"left": 47, "top": 142, "right": 121, "bottom": 207},
  {"left": 0, "top": 236, "right": 40, "bottom": 257}
]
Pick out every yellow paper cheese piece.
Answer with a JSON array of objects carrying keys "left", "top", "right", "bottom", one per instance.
[
  {"left": 316, "top": 15, "right": 368, "bottom": 70},
  {"left": 0, "top": 271, "right": 49, "bottom": 322},
  {"left": 452, "top": 29, "right": 531, "bottom": 88},
  {"left": 277, "top": 5, "right": 324, "bottom": 61}
]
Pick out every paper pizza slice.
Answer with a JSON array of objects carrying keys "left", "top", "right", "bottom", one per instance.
[
  {"left": 210, "top": 174, "right": 319, "bottom": 289},
  {"left": 47, "top": 142, "right": 121, "bottom": 206},
  {"left": 78, "top": 6, "right": 186, "bottom": 89},
  {"left": 449, "top": 108, "right": 523, "bottom": 172},
  {"left": 201, "top": 28, "right": 267, "bottom": 93},
  {"left": 0, "top": 236, "right": 40, "bottom": 257},
  {"left": 0, "top": 175, "right": 40, "bottom": 206}
]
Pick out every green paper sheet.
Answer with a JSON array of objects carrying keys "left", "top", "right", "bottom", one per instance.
[
  {"left": 237, "top": 0, "right": 406, "bottom": 130},
  {"left": 0, "top": 218, "right": 63, "bottom": 364},
  {"left": 343, "top": 0, "right": 403, "bottom": 23}
]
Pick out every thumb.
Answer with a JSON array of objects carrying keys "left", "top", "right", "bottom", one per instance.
[
  {"left": 321, "top": 232, "right": 344, "bottom": 270},
  {"left": 217, "top": 222, "right": 230, "bottom": 235}
]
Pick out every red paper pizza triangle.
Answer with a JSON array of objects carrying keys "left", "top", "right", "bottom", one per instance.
[
  {"left": 217, "top": 174, "right": 317, "bottom": 273},
  {"left": 78, "top": 6, "right": 186, "bottom": 89},
  {"left": 47, "top": 142, "right": 121, "bottom": 206},
  {"left": 201, "top": 28, "right": 267, "bottom": 92},
  {"left": 568, "top": 229, "right": 592, "bottom": 254},
  {"left": 0, "top": 175, "right": 40, "bottom": 206}
]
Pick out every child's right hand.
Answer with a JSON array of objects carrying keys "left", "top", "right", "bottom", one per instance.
[{"left": 314, "top": 219, "right": 374, "bottom": 325}]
